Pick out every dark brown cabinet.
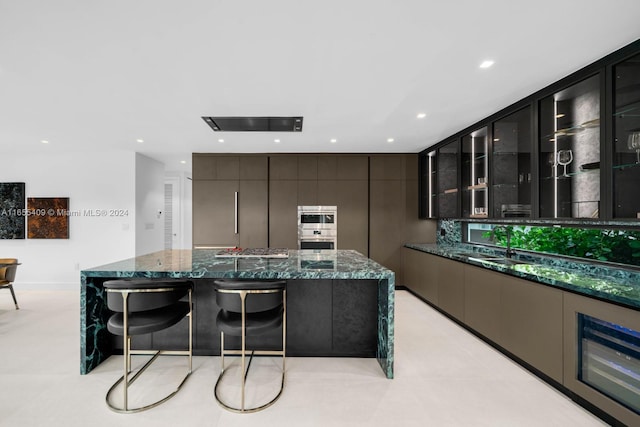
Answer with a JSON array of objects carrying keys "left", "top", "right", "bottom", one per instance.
[
  {"left": 193, "top": 180, "right": 238, "bottom": 247},
  {"left": 370, "top": 155, "right": 416, "bottom": 284},
  {"left": 192, "top": 155, "right": 268, "bottom": 248},
  {"left": 404, "top": 249, "right": 563, "bottom": 381},
  {"left": 268, "top": 179, "right": 298, "bottom": 248},
  {"left": 268, "top": 155, "right": 369, "bottom": 252},
  {"left": 194, "top": 154, "right": 425, "bottom": 278},
  {"left": 318, "top": 179, "right": 368, "bottom": 255}
]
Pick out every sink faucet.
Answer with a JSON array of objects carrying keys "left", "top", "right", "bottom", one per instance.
[{"left": 492, "top": 225, "right": 516, "bottom": 258}]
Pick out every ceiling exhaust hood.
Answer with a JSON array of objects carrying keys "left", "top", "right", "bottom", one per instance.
[{"left": 202, "top": 116, "right": 303, "bottom": 132}]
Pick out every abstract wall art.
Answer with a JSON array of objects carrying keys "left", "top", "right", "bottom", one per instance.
[
  {"left": 0, "top": 182, "right": 26, "bottom": 239},
  {"left": 27, "top": 197, "right": 69, "bottom": 239}
]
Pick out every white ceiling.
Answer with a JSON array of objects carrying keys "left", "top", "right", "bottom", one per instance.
[{"left": 2, "top": 1, "right": 640, "bottom": 174}]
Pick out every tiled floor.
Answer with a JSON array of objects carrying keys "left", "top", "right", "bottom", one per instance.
[{"left": 0, "top": 289, "right": 608, "bottom": 427}]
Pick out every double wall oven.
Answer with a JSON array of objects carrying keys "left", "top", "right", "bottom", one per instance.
[{"left": 297, "top": 206, "right": 337, "bottom": 250}]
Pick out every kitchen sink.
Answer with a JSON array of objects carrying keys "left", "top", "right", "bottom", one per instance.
[
  {"left": 471, "top": 257, "right": 531, "bottom": 266},
  {"left": 452, "top": 251, "right": 497, "bottom": 259}
]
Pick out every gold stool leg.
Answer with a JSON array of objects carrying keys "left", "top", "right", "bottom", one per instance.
[{"left": 213, "top": 289, "right": 286, "bottom": 413}]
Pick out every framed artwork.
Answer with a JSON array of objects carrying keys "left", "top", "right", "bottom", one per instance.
[
  {"left": 0, "top": 182, "right": 26, "bottom": 239},
  {"left": 27, "top": 197, "right": 70, "bottom": 239}
]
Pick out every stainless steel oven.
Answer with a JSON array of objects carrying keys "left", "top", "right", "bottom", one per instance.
[{"left": 297, "top": 206, "right": 337, "bottom": 250}]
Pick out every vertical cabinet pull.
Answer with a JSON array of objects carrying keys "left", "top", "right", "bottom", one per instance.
[{"left": 234, "top": 191, "right": 238, "bottom": 234}]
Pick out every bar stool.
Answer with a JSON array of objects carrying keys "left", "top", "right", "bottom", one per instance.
[
  {"left": 213, "top": 279, "right": 286, "bottom": 413},
  {"left": 103, "top": 278, "right": 193, "bottom": 413}
]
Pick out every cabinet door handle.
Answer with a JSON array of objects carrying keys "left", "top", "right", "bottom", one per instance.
[{"left": 234, "top": 191, "right": 238, "bottom": 234}]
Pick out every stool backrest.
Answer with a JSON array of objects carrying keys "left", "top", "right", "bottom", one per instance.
[
  {"left": 104, "top": 279, "right": 192, "bottom": 313},
  {"left": 214, "top": 280, "right": 285, "bottom": 314},
  {"left": 0, "top": 258, "right": 18, "bottom": 282}
]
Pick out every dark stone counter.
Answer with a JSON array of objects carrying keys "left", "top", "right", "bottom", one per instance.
[{"left": 80, "top": 249, "right": 394, "bottom": 378}]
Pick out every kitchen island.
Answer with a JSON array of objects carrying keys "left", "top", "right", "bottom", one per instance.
[{"left": 80, "top": 249, "right": 394, "bottom": 378}]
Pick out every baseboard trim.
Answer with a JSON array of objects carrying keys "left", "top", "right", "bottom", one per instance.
[{"left": 13, "top": 282, "right": 77, "bottom": 291}]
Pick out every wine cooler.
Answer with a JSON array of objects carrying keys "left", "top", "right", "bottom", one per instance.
[{"left": 578, "top": 314, "right": 640, "bottom": 414}]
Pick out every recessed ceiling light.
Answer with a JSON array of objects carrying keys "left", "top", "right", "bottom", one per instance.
[
  {"left": 218, "top": 139, "right": 224, "bottom": 143},
  {"left": 41, "top": 140, "right": 49, "bottom": 144},
  {"left": 274, "top": 139, "right": 281, "bottom": 143},
  {"left": 417, "top": 113, "right": 427, "bottom": 119},
  {"left": 330, "top": 139, "right": 337, "bottom": 143},
  {"left": 479, "top": 60, "right": 495, "bottom": 69},
  {"left": 549, "top": 138, "right": 556, "bottom": 142},
  {"left": 555, "top": 113, "right": 566, "bottom": 118},
  {"left": 136, "top": 139, "right": 144, "bottom": 143},
  {"left": 493, "top": 138, "right": 500, "bottom": 142},
  {"left": 387, "top": 138, "right": 395, "bottom": 143},
  {"left": 180, "top": 160, "right": 186, "bottom": 164}
]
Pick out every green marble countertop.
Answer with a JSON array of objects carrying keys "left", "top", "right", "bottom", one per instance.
[
  {"left": 82, "top": 249, "right": 394, "bottom": 281},
  {"left": 405, "top": 243, "right": 640, "bottom": 310}
]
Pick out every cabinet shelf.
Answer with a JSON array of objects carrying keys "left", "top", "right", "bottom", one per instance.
[
  {"left": 542, "top": 118, "right": 600, "bottom": 139},
  {"left": 466, "top": 184, "right": 488, "bottom": 190},
  {"left": 540, "top": 167, "right": 599, "bottom": 180},
  {"left": 612, "top": 161, "right": 640, "bottom": 170},
  {"left": 614, "top": 99, "right": 640, "bottom": 117}
]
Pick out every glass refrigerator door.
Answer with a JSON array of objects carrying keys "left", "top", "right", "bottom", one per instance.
[{"left": 578, "top": 314, "right": 640, "bottom": 414}]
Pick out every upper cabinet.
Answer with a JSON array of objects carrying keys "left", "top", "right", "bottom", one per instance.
[
  {"left": 419, "top": 150, "right": 437, "bottom": 218},
  {"left": 420, "top": 40, "right": 640, "bottom": 222},
  {"left": 492, "top": 107, "right": 532, "bottom": 219},
  {"left": 613, "top": 52, "right": 640, "bottom": 219},
  {"left": 462, "top": 127, "right": 488, "bottom": 218},
  {"left": 436, "top": 141, "right": 459, "bottom": 218},
  {"left": 539, "top": 74, "right": 601, "bottom": 219},
  {"left": 192, "top": 155, "right": 269, "bottom": 248}
]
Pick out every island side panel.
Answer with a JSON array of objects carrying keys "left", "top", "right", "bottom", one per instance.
[
  {"left": 332, "top": 280, "right": 378, "bottom": 356},
  {"left": 377, "top": 275, "right": 395, "bottom": 379},
  {"left": 80, "top": 275, "right": 113, "bottom": 374}
]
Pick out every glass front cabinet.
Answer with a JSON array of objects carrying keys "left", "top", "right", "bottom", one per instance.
[
  {"left": 462, "top": 127, "right": 488, "bottom": 218},
  {"left": 419, "top": 150, "right": 437, "bottom": 218},
  {"left": 539, "top": 74, "right": 601, "bottom": 219},
  {"left": 419, "top": 40, "right": 640, "bottom": 222},
  {"left": 436, "top": 141, "right": 459, "bottom": 218},
  {"left": 613, "top": 52, "right": 640, "bottom": 219},
  {"left": 492, "top": 107, "right": 532, "bottom": 218}
]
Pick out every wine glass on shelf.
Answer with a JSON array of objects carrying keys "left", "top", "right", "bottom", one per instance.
[
  {"left": 547, "top": 152, "right": 557, "bottom": 178},
  {"left": 627, "top": 131, "right": 640, "bottom": 164},
  {"left": 557, "top": 149, "right": 573, "bottom": 178}
]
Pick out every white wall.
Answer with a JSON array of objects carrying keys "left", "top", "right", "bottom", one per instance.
[
  {"left": 1, "top": 151, "right": 137, "bottom": 288},
  {"left": 135, "top": 153, "right": 165, "bottom": 256}
]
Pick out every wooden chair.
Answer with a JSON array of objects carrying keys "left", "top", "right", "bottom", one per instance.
[{"left": 0, "top": 258, "right": 20, "bottom": 310}]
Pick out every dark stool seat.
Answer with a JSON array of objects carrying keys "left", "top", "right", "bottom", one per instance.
[
  {"left": 213, "top": 279, "right": 287, "bottom": 413},
  {"left": 108, "top": 302, "right": 191, "bottom": 336},
  {"left": 216, "top": 306, "right": 283, "bottom": 336},
  {"left": 103, "top": 278, "right": 194, "bottom": 413}
]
